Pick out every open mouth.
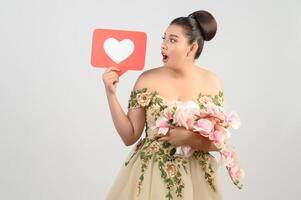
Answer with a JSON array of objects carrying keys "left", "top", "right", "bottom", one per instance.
[{"left": 161, "top": 52, "right": 169, "bottom": 62}]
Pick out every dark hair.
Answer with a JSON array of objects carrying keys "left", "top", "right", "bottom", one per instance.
[{"left": 170, "top": 10, "right": 217, "bottom": 59}]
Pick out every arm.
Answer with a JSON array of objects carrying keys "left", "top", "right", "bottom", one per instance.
[
  {"left": 105, "top": 73, "right": 147, "bottom": 146},
  {"left": 157, "top": 126, "right": 220, "bottom": 152}
]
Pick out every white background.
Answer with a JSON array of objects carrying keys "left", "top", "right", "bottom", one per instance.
[{"left": 1, "top": 0, "right": 300, "bottom": 199}]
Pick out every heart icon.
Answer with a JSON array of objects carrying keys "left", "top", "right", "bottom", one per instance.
[
  {"left": 104, "top": 38, "right": 134, "bottom": 63},
  {"left": 91, "top": 28, "right": 147, "bottom": 76}
]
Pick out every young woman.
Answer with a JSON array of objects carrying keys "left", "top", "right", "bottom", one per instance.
[{"left": 103, "top": 10, "right": 225, "bottom": 200}]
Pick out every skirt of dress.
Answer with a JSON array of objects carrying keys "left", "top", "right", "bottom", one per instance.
[{"left": 105, "top": 137, "right": 223, "bottom": 200}]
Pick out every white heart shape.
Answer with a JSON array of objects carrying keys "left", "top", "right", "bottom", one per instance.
[{"left": 104, "top": 38, "right": 134, "bottom": 63}]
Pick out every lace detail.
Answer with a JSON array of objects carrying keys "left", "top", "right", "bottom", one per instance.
[{"left": 128, "top": 87, "right": 224, "bottom": 110}]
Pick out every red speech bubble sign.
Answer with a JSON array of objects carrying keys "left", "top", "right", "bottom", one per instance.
[{"left": 91, "top": 28, "right": 147, "bottom": 76}]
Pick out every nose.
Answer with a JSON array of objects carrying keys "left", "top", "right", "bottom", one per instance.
[{"left": 161, "top": 41, "right": 167, "bottom": 51}]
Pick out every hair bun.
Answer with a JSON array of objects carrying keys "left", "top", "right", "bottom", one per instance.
[{"left": 188, "top": 10, "right": 217, "bottom": 41}]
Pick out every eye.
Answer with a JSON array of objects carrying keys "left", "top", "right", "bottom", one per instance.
[{"left": 161, "top": 36, "right": 176, "bottom": 43}]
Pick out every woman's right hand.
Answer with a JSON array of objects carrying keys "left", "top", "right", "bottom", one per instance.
[{"left": 102, "top": 67, "right": 121, "bottom": 95}]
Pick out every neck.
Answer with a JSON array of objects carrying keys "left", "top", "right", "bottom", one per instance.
[{"left": 166, "top": 60, "right": 197, "bottom": 76}]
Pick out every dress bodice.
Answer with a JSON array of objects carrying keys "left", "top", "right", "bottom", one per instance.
[
  {"left": 128, "top": 87, "right": 225, "bottom": 138},
  {"left": 123, "top": 87, "right": 244, "bottom": 195}
]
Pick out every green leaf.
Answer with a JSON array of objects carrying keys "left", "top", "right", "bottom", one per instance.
[{"left": 170, "top": 148, "right": 176, "bottom": 156}]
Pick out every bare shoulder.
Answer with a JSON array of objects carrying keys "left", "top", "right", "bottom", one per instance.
[
  {"left": 131, "top": 66, "right": 163, "bottom": 90},
  {"left": 201, "top": 68, "right": 224, "bottom": 94}
]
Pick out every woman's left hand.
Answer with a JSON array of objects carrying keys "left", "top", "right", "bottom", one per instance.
[{"left": 155, "top": 125, "right": 190, "bottom": 147}]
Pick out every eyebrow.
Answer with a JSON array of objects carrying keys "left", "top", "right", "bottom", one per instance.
[{"left": 164, "top": 33, "right": 179, "bottom": 38}]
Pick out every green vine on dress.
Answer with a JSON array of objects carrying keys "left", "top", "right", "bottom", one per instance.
[
  {"left": 193, "top": 151, "right": 217, "bottom": 192},
  {"left": 124, "top": 137, "right": 189, "bottom": 199},
  {"left": 156, "top": 141, "right": 186, "bottom": 199},
  {"left": 124, "top": 137, "right": 218, "bottom": 199},
  {"left": 137, "top": 138, "right": 153, "bottom": 194}
]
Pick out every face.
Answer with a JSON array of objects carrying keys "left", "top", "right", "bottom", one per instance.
[{"left": 161, "top": 24, "right": 197, "bottom": 67}]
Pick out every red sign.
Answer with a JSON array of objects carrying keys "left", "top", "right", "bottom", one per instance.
[{"left": 91, "top": 28, "right": 147, "bottom": 76}]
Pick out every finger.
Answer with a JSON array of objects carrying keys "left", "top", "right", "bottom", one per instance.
[
  {"left": 104, "top": 68, "right": 112, "bottom": 73},
  {"left": 106, "top": 73, "right": 120, "bottom": 81},
  {"left": 109, "top": 77, "right": 119, "bottom": 84},
  {"left": 108, "top": 69, "right": 121, "bottom": 76},
  {"left": 154, "top": 134, "right": 165, "bottom": 139},
  {"left": 108, "top": 72, "right": 119, "bottom": 79},
  {"left": 108, "top": 67, "right": 121, "bottom": 71},
  {"left": 105, "top": 76, "right": 118, "bottom": 84},
  {"left": 158, "top": 136, "right": 170, "bottom": 142},
  {"left": 104, "top": 67, "right": 120, "bottom": 74},
  {"left": 106, "top": 76, "right": 119, "bottom": 82}
]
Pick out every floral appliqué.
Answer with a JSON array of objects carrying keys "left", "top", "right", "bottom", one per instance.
[{"left": 125, "top": 87, "right": 225, "bottom": 199}]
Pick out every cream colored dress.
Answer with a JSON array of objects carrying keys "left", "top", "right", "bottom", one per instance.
[{"left": 106, "top": 87, "right": 225, "bottom": 200}]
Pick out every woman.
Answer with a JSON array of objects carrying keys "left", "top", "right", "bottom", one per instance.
[{"left": 103, "top": 10, "right": 225, "bottom": 200}]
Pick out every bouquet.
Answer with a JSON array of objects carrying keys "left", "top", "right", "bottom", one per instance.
[{"left": 155, "top": 100, "right": 244, "bottom": 189}]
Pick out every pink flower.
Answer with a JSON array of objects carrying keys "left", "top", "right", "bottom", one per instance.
[
  {"left": 155, "top": 108, "right": 175, "bottom": 135},
  {"left": 193, "top": 118, "right": 214, "bottom": 136},
  {"left": 220, "top": 148, "right": 233, "bottom": 166},
  {"left": 225, "top": 111, "right": 241, "bottom": 129},
  {"left": 228, "top": 165, "right": 245, "bottom": 180},
  {"left": 209, "top": 130, "right": 224, "bottom": 148},
  {"left": 162, "top": 108, "right": 174, "bottom": 121},
  {"left": 205, "top": 101, "right": 226, "bottom": 115},
  {"left": 173, "top": 102, "right": 199, "bottom": 129},
  {"left": 154, "top": 100, "right": 244, "bottom": 189},
  {"left": 155, "top": 116, "right": 169, "bottom": 128},
  {"left": 155, "top": 116, "right": 168, "bottom": 134},
  {"left": 228, "top": 149, "right": 239, "bottom": 168},
  {"left": 174, "top": 145, "right": 196, "bottom": 158}
]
